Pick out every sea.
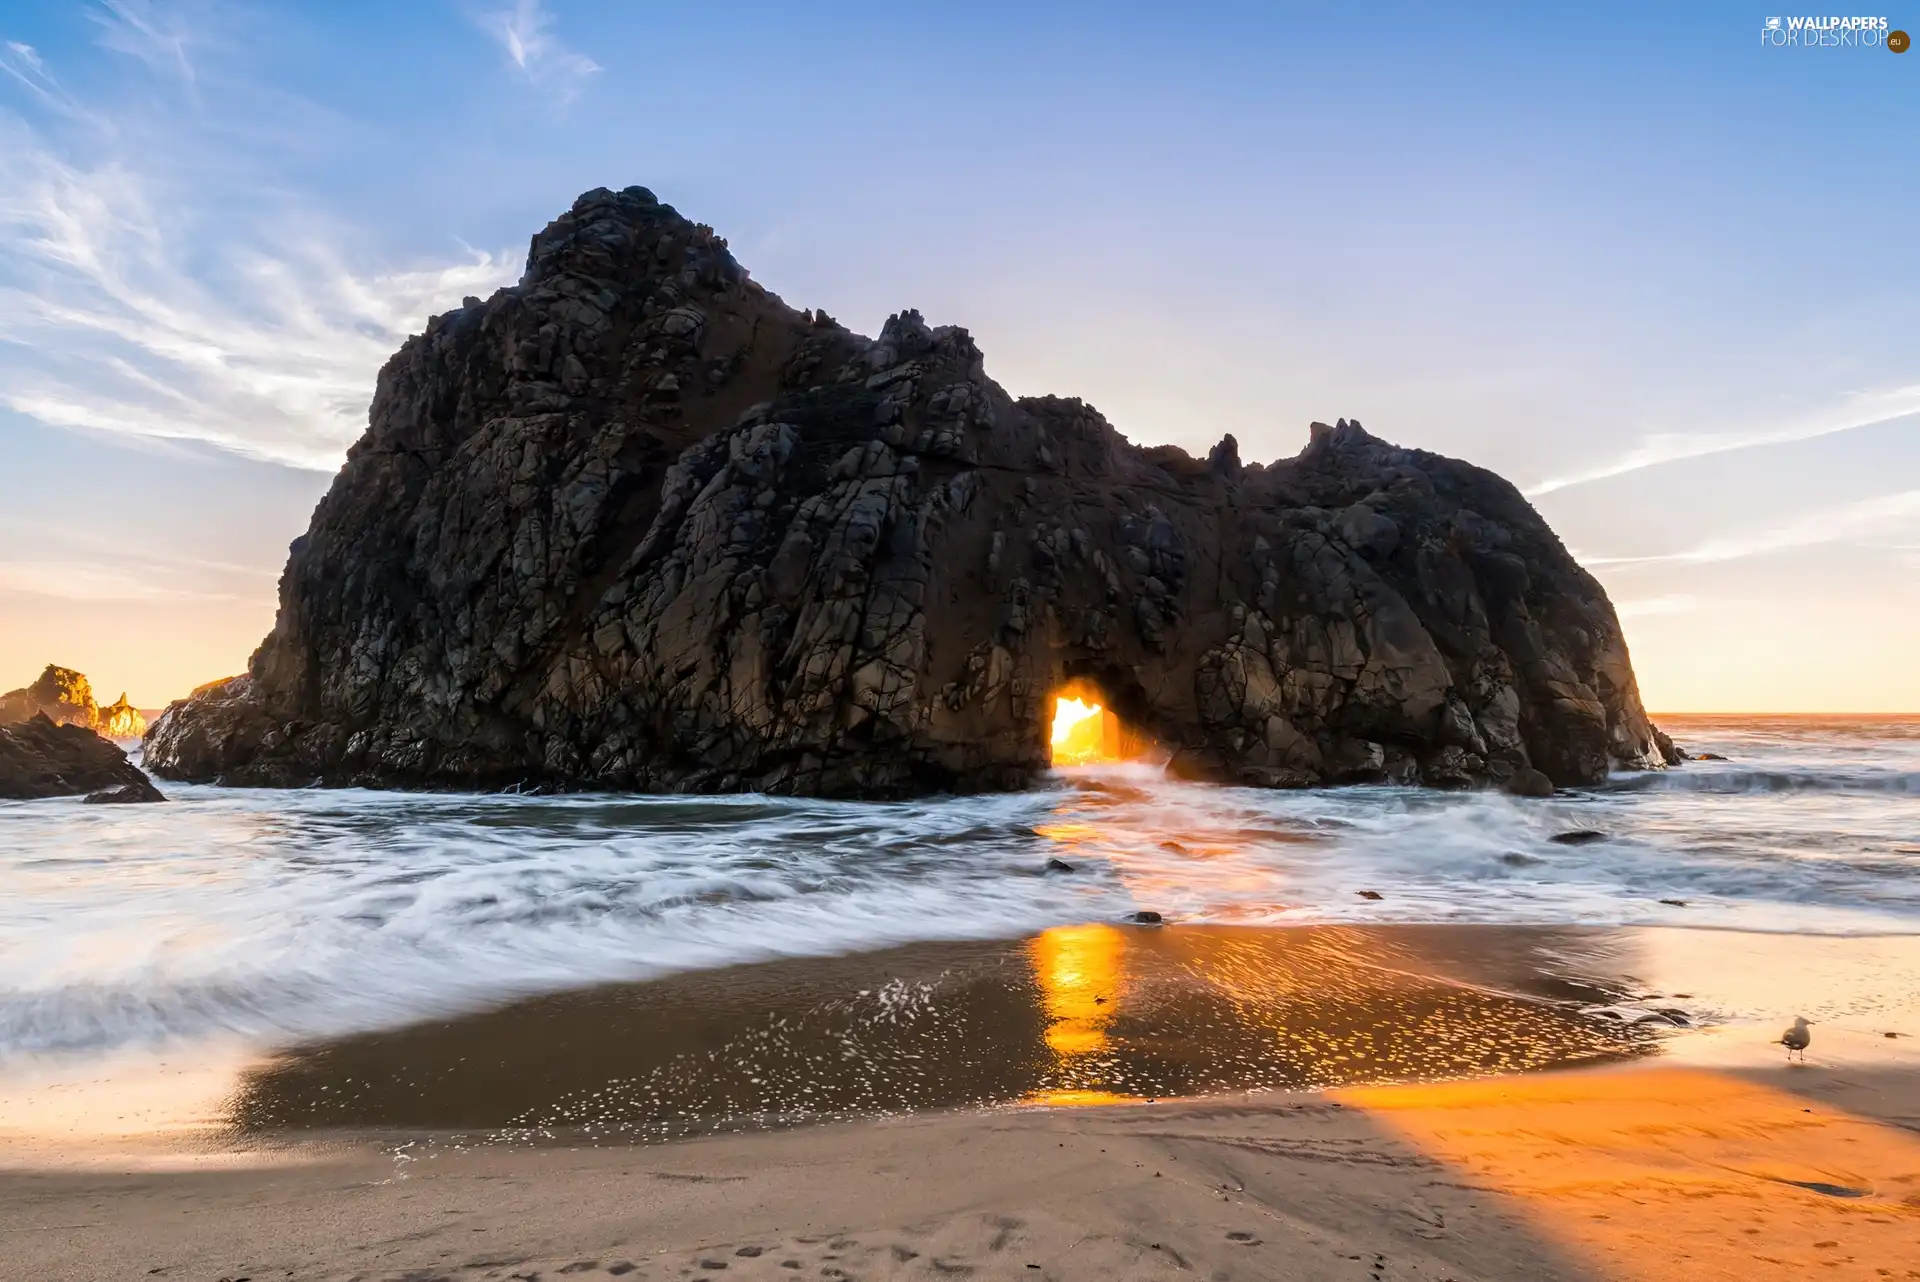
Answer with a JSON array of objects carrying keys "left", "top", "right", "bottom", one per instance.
[{"left": 2, "top": 716, "right": 1914, "bottom": 1074}]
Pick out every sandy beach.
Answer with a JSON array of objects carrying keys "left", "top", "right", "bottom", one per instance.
[
  {"left": 5, "top": 1054, "right": 1920, "bottom": 1281},
  {"left": 4, "top": 925, "right": 1918, "bottom": 1281}
]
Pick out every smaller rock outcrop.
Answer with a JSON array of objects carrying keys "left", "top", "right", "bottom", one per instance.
[
  {"left": 1503, "top": 767, "right": 1556, "bottom": 797},
  {"left": 97, "top": 694, "right": 147, "bottom": 739},
  {"left": 0, "top": 713, "right": 165, "bottom": 801},
  {"left": 84, "top": 779, "right": 167, "bottom": 804},
  {"left": 0, "top": 664, "right": 100, "bottom": 729},
  {"left": 1, "top": 666, "right": 150, "bottom": 741}
]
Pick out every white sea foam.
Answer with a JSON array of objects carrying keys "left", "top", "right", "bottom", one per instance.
[{"left": 2, "top": 719, "right": 1916, "bottom": 1061}]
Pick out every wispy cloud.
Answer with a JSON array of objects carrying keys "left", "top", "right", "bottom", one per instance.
[
  {"left": 1, "top": 39, "right": 95, "bottom": 123},
  {"left": 0, "top": 23, "right": 519, "bottom": 471},
  {"left": 0, "top": 513, "right": 270, "bottom": 598},
  {"left": 1527, "top": 385, "right": 1920, "bottom": 496},
  {"left": 0, "top": 559, "right": 241, "bottom": 603},
  {"left": 1587, "top": 489, "right": 1920, "bottom": 569},
  {"left": 480, "top": 0, "right": 599, "bottom": 106},
  {"left": 0, "top": 514, "right": 279, "bottom": 602},
  {"left": 2, "top": 40, "right": 55, "bottom": 96},
  {"left": 1613, "top": 594, "right": 1702, "bottom": 617},
  {"left": 87, "top": 0, "right": 196, "bottom": 84}
]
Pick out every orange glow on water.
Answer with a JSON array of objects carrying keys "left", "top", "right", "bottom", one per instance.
[
  {"left": 1029, "top": 924, "right": 1127, "bottom": 1059},
  {"left": 1018, "top": 1088, "right": 1139, "bottom": 1108}
]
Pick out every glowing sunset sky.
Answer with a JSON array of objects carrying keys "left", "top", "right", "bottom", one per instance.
[{"left": 1, "top": 3, "right": 1915, "bottom": 711}]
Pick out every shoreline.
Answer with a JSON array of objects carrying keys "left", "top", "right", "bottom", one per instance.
[
  {"left": 4, "top": 923, "right": 1915, "bottom": 1151},
  {"left": 3, "top": 923, "right": 1675, "bottom": 1159}
]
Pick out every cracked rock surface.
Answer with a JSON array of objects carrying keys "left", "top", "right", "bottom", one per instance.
[{"left": 145, "top": 186, "right": 1675, "bottom": 797}]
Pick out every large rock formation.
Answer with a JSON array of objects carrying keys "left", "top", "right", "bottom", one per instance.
[
  {"left": 0, "top": 713, "right": 164, "bottom": 801},
  {"left": 145, "top": 186, "right": 1676, "bottom": 797},
  {"left": 1, "top": 664, "right": 100, "bottom": 729}
]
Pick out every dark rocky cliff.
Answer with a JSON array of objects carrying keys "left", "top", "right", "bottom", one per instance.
[{"left": 145, "top": 186, "right": 1675, "bottom": 797}]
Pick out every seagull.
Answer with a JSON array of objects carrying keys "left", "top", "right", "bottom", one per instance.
[{"left": 1779, "top": 1016, "right": 1812, "bottom": 1061}]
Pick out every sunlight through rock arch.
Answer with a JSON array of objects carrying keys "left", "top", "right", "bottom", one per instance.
[{"left": 1047, "top": 680, "right": 1153, "bottom": 767}]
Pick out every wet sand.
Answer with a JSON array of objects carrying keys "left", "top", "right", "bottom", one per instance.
[
  {"left": 225, "top": 924, "right": 1660, "bottom": 1141},
  {"left": 4, "top": 925, "right": 1919, "bottom": 1280}
]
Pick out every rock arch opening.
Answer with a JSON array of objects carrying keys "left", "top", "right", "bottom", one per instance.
[{"left": 1048, "top": 679, "right": 1155, "bottom": 767}]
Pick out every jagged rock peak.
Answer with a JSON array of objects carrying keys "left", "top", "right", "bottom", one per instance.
[
  {"left": 143, "top": 185, "right": 1676, "bottom": 797},
  {"left": 98, "top": 693, "right": 147, "bottom": 740}
]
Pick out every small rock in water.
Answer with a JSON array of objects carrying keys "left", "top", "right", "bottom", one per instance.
[
  {"left": 1549, "top": 829, "right": 1608, "bottom": 846},
  {"left": 1356, "top": 890, "right": 1384, "bottom": 900},
  {"left": 1044, "top": 857, "right": 1075, "bottom": 873},
  {"left": 1586, "top": 1005, "right": 1688, "bottom": 1026},
  {"left": 1693, "top": 752, "right": 1729, "bottom": 761},
  {"left": 83, "top": 780, "right": 166, "bottom": 804},
  {"left": 1128, "top": 910, "right": 1165, "bottom": 925},
  {"left": 1499, "top": 851, "right": 1545, "bottom": 866},
  {"left": 1503, "top": 767, "right": 1556, "bottom": 798},
  {"left": 1659, "top": 898, "right": 1688, "bottom": 907}
]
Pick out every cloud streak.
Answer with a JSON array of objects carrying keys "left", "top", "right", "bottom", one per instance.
[
  {"left": 1586, "top": 489, "right": 1920, "bottom": 569},
  {"left": 0, "top": 28, "right": 519, "bottom": 471},
  {"left": 2, "top": 38, "right": 103, "bottom": 127},
  {"left": 2, "top": 40, "right": 57, "bottom": 99},
  {"left": 0, "top": 559, "right": 241, "bottom": 603},
  {"left": 88, "top": 0, "right": 196, "bottom": 84},
  {"left": 481, "top": 0, "right": 599, "bottom": 106},
  {"left": 1526, "top": 386, "right": 1920, "bottom": 497},
  {"left": 0, "top": 514, "right": 278, "bottom": 602},
  {"left": 1613, "top": 594, "right": 1703, "bottom": 617}
]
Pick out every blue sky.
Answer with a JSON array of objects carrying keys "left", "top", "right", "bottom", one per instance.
[{"left": 2, "top": 1, "right": 1916, "bottom": 708}]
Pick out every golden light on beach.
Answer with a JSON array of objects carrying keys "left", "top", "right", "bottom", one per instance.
[{"left": 1340, "top": 1067, "right": 1920, "bottom": 1280}]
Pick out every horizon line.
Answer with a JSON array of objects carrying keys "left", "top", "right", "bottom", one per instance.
[{"left": 1650, "top": 709, "right": 1920, "bottom": 718}]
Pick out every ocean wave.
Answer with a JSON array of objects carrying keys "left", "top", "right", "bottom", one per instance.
[
  {"left": 1607, "top": 768, "right": 1919, "bottom": 795},
  {"left": 5, "top": 735, "right": 1920, "bottom": 1060}
]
